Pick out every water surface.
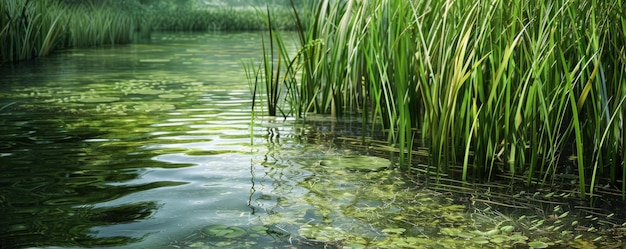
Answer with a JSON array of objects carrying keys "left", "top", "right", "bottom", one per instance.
[
  {"left": 1, "top": 32, "right": 622, "bottom": 249},
  {"left": 0, "top": 32, "right": 414, "bottom": 248}
]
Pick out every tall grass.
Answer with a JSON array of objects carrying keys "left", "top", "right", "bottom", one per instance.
[
  {"left": 267, "top": 0, "right": 626, "bottom": 199},
  {"left": 0, "top": 0, "right": 133, "bottom": 64},
  {"left": 150, "top": 7, "right": 298, "bottom": 32},
  {"left": 245, "top": 4, "right": 305, "bottom": 117}
]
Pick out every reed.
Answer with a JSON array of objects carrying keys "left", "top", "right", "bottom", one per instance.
[
  {"left": 268, "top": 0, "right": 626, "bottom": 199},
  {"left": 151, "top": 7, "right": 297, "bottom": 32},
  {"left": 0, "top": 0, "right": 133, "bottom": 64},
  {"left": 245, "top": 4, "right": 305, "bottom": 117}
]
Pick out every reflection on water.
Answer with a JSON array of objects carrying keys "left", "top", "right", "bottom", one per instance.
[{"left": 0, "top": 32, "right": 275, "bottom": 248}]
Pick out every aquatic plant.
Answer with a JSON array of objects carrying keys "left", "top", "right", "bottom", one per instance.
[
  {"left": 150, "top": 7, "right": 298, "bottom": 32},
  {"left": 245, "top": 4, "right": 305, "bottom": 117},
  {"left": 0, "top": 0, "right": 133, "bottom": 64},
  {"left": 262, "top": 0, "right": 626, "bottom": 199}
]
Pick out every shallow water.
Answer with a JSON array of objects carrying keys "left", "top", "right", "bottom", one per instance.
[{"left": 1, "top": 32, "right": 623, "bottom": 249}]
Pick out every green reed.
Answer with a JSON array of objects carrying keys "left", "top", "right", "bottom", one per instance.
[
  {"left": 266, "top": 0, "right": 626, "bottom": 199},
  {"left": 0, "top": 0, "right": 133, "bottom": 64},
  {"left": 150, "top": 7, "right": 297, "bottom": 32},
  {"left": 245, "top": 4, "right": 304, "bottom": 117}
]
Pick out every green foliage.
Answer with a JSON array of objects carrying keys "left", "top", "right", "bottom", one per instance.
[
  {"left": 266, "top": 0, "right": 626, "bottom": 198},
  {"left": 0, "top": 0, "right": 300, "bottom": 64},
  {"left": 245, "top": 3, "right": 306, "bottom": 117},
  {"left": 148, "top": 7, "right": 297, "bottom": 31},
  {"left": 0, "top": 0, "right": 133, "bottom": 64}
]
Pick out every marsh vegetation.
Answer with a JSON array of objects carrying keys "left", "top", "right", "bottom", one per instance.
[
  {"left": 0, "top": 0, "right": 299, "bottom": 64},
  {"left": 252, "top": 0, "right": 626, "bottom": 200},
  {"left": 2, "top": 0, "right": 626, "bottom": 248}
]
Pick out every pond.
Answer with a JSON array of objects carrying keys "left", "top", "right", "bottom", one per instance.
[{"left": 0, "top": 32, "right": 623, "bottom": 249}]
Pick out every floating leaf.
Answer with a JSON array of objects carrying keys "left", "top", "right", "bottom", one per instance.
[
  {"left": 158, "top": 93, "right": 185, "bottom": 99},
  {"left": 134, "top": 89, "right": 164, "bottom": 95},
  {"left": 508, "top": 234, "right": 528, "bottom": 241},
  {"left": 528, "top": 241, "right": 549, "bottom": 248},
  {"left": 203, "top": 224, "right": 227, "bottom": 235},
  {"left": 250, "top": 225, "right": 267, "bottom": 232},
  {"left": 298, "top": 224, "right": 344, "bottom": 241},
  {"left": 78, "top": 97, "right": 120, "bottom": 103},
  {"left": 318, "top": 155, "right": 390, "bottom": 171},
  {"left": 471, "top": 237, "right": 490, "bottom": 244},
  {"left": 500, "top": 225, "right": 515, "bottom": 234},
  {"left": 343, "top": 243, "right": 366, "bottom": 249},
  {"left": 223, "top": 226, "right": 247, "bottom": 238},
  {"left": 133, "top": 103, "right": 175, "bottom": 111}
]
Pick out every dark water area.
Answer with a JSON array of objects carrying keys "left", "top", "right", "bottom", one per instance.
[{"left": 1, "top": 32, "right": 625, "bottom": 249}]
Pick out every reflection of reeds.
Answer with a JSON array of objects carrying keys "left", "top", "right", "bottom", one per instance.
[
  {"left": 270, "top": 0, "right": 626, "bottom": 199},
  {"left": 0, "top": 0, "right": 133, "bottom": 64}
]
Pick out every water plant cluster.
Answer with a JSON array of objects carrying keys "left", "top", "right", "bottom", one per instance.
[
  {"left": 0, "top": 0, "right": 301, "bottom": 64},
  {"left": 149, "top": 7, "right": 298, "bottom": 32},
  {"left": 0, "top": 0, "right": 133, "bottom": 63},
  {"left": 255, "top": 0, "right": 626, "bottom": 198}
]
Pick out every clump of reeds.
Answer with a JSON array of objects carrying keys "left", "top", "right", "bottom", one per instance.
[
  {"left": 0, "top": 0, "right": 133, "bottom": 64},
  {"left": 244, "top": 4, "right": 305, "bottom": 118},
  {"left": 150, "top": 7, "right": 298, "bottom": 32},
  {"left": 267, "top": 0, "right": 626, "bottom": 199}
]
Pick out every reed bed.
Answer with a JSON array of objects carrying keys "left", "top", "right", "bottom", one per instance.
[
  {"left": 264, "top": 0, "right": 626, "bottom": 199},
  {"left": 151, "top": 7, "right": 298, "bottom": 32},
  {"left": 0, "top": 0, "right": 133, "bottom": 64}
]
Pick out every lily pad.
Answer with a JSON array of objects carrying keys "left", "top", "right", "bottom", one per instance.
[
  {"left": 318, "top": 155, "right": 390, "bottom": 171},
  {"left": 78, "top": 97, "right": 120, "bottom": 103},
  {"left": 203, "top": 224, "right": 227, "bottom": 234},
  {"left": 528, "top": 241, "right": 549, "bottom": 248},
  {"left": 202, "top": 225, "right": 247, "bottom": 239},
  {"left": 298, "top": 224, "right": 345, "bottom": 242},
  {"left": 134, "top": 89, "right": 164, "bottom": 95},
  {"left": 500, "top": 225, "right": 515, "bottom": 234},
  {"left": 133, "top": 104, "right": 175, "bottom": 112}
]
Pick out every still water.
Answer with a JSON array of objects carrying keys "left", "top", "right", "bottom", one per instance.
[{"left": 0, "top": 32, "right": 622, "bottom": 249}]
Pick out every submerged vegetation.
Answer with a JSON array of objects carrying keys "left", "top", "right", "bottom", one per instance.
[{"left": 252, "top": 0, "right": 626, "bottom": 199}]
